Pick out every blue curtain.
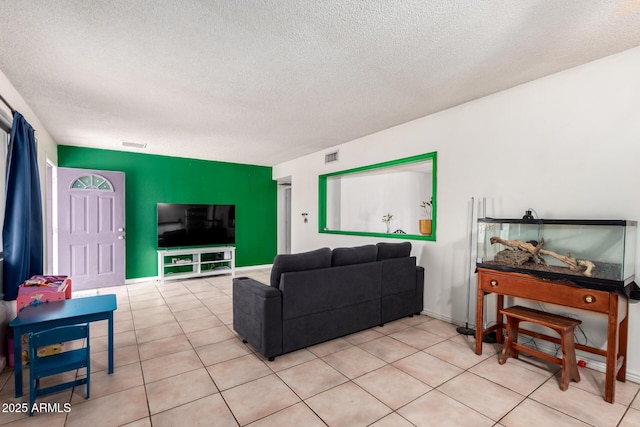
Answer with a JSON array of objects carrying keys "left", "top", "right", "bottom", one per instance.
[{"left": 2, "top": 112, "right": 43, "bottom": 301}]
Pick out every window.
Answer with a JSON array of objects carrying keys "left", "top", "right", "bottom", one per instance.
[
  {"left": 319, "top": 152, "right": 437, "bottom": 241},
  {"left": 0, "top": 128, "right": 8, "bottom": 251},
  {"left": 70, "top": 174, "right": 114, "bottom": 191}
]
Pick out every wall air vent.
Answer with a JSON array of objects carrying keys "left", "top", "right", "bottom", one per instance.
[
  {"left": 325, "top": 151, "right": 339, "bottom": 163},
  {"left": 122, "top": 141, "right": 147, "bottom": 149}
]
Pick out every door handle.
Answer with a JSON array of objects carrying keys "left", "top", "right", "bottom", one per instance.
[
  {"left": 118, "top": 228, "right": 125, "bottom": 232},
  {"left": 118, "top": 235, "right": 125, "bottom": 240}
]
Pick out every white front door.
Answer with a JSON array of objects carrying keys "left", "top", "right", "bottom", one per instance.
[{"left": 55, "top": 167, "right": 125, "bottom": 290}]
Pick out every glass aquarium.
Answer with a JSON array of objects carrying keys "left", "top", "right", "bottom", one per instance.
[{"left": 477, "top": 218, "right": 637, "bottom": 290}]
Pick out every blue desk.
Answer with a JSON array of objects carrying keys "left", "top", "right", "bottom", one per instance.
[{"left": 9, "top": 294, "right": 117, "bottom": 398}]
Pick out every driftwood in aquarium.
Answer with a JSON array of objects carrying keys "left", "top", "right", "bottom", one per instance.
[
  {"left": 489, "top": 238, "right": 546, "bottom": 264},
  {"left": 489, "top": 236, "right": 596, "bottom": 277},
  {"left": 494, "top": 249, "right": 532, "bottom": 266}
]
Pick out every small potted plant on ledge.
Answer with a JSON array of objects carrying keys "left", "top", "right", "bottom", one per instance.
[
  {"left": 419, "top": 198, "right": 432, "bottom": 236},
  {"left": 382, "top": 213, "right": 393, "bottom": 234}
]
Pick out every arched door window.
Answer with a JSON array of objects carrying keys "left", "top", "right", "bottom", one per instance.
[{"left": 70, "top": 174, "right": 114, "bottom": 191}]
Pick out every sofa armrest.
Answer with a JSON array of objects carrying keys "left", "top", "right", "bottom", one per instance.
[{"left": 232, "top": 277, "right": 283, "bottom": 359}]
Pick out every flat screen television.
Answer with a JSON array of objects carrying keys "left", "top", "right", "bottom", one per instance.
[{"left": 157, "top": 203, "right": 236, "bottom": 248}]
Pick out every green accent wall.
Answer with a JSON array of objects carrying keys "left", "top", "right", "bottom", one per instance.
[{"left": 57, "top": 146, "right": 277, "bottom": 279}]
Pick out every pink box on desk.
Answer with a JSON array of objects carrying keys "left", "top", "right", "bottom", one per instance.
[
  {"left": 29, "top": 275, "right": 72, "bottom": 299},
  {"left": 16, "top": 276, "right": 72, "bottom": 311}
]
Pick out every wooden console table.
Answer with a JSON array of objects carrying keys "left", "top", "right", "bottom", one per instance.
[{"left": 475, "top": 268, "right": 629, "bottom": 403}]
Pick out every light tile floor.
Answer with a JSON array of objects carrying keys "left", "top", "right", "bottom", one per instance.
[{"left": 1, "top": 269, "right": 639, "bottom": 426}]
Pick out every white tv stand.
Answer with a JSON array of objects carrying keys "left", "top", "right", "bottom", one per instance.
[{"left": 157, "top": 246, "right": 235, "bottom": 283}]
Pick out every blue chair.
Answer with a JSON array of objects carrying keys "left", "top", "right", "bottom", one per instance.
[{"left": 28, "top": 324, "right": 90, "bottom": 416}]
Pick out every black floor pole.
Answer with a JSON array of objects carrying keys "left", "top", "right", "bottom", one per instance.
[{"left": 458, "top": 197, "right": 475, "bottom": 336}]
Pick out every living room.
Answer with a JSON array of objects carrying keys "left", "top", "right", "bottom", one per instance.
[{"left": 1, "top": 2, "right": 640, "bottom": 426}]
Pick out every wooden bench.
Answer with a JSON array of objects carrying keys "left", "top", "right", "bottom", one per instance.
[{"left": 499, "top": 305, "right": 581, "bottom": 391}]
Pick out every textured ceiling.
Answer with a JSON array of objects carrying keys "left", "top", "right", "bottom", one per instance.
[{"left": 0, "top": 1, "right": 639, "bottom": 166}]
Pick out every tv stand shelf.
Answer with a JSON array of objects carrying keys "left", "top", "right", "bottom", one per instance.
[{"left": 157, "top": 246, "right": 235, "bottom": 283}]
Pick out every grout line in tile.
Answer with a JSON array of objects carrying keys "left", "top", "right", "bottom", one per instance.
[{"left": 8, "top": 269, "right": 639, "bottom": 427}]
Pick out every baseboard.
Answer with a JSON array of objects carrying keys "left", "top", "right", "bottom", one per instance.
[
  {"left": 125, "top": 276, "right": 157, "bottom": 285},
  {"left": 420, "top": 309, "right": 640, "bottom": 383},
  {"left": 421, "top": 309, "right": 466, "bottom": 325},
  {"left": 236, "top": 264, "right": 273, "bottom": 272}
]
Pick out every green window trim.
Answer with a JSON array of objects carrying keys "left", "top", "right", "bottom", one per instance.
[{"left": 318, "top": 151, "right": 437, "bottom": 241}]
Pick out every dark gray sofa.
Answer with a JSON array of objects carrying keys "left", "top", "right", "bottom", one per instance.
[{"left": 232, "top": 242, "right": 424, "bottom": 360}]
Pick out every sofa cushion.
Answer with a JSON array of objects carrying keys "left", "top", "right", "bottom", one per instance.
[
  {"left": 270, "top": 247, "right": 332, "bottom": 288},
  {"left": 376, "top": 242, "right": 411, "bottom": 260},
  {"left": 280, "top": 262, "right": 382, "bottom": 320},
  {"left": 331, "top": 245, "right": 377, "bottom": 267}
]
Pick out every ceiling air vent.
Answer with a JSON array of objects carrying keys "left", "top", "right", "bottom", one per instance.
[
  {"left": 122, "top": 141, "right": 147, "bottom": 149},
  {"left": 325, "top": 151, "right": 339, "bottom": 163}
]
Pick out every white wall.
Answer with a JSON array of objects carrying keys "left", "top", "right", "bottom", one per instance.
[
  {"left": 0, "top": 70, "right": 58, "bottom": 273},
  {"left": 273, "top": 46, "right": 640, "bottom": 377},
  {"left": 0, "top": 70, "right": 57, "bottom": 166},
  {"left": 328, "top": 171, "right": 430, "bottom": 235},
  {"left": 0, "top": 70, "right": 57, "bottom": 371}
]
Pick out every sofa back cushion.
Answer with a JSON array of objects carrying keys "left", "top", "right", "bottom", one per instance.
[
  {"left": 380, "top": 257, "right": 417, "bottom": 296},
  {"left": 376, "top": 242, "right": 411, "bottom": 260},
  {"left": 331, "top": 245, "right": 377, "bottom": 267},
  {"left": 280, "top": 262, "right": 383, "bottom": 320},
  {"left": 270, "top": 247, "right": 332, "bottom": 288}
]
